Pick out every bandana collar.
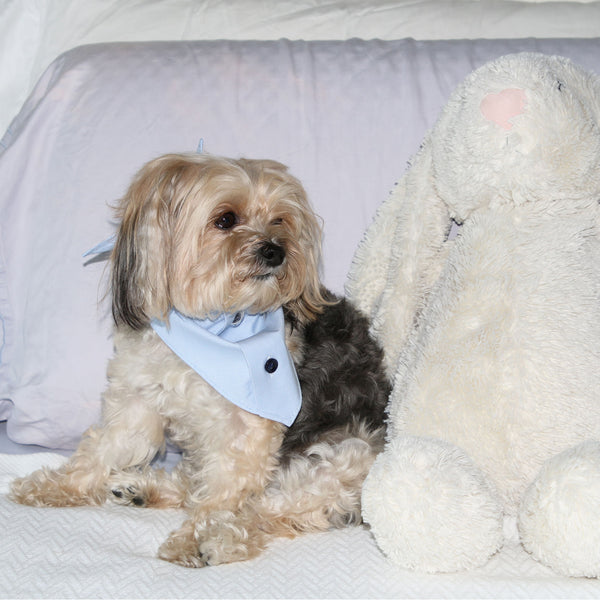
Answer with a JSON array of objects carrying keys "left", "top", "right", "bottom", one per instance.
[
  {"left": 151, "top": 308, "right": 301, "bottom": 426},
  {"left": 85, "top": 236, "right": 301, "bottom": 426}
]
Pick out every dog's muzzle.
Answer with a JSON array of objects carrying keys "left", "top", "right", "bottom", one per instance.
[{"left": 258, "top": 241, "right": 285, "bottom": 268}]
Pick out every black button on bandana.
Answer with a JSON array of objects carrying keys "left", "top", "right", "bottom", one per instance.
[{"left": 264, "top": 358, "right": 278, "bottom": 373}]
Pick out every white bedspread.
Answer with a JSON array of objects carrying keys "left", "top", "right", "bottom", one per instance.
[{"left": 1, "top": 453, "right": 599, "bottom": 599}]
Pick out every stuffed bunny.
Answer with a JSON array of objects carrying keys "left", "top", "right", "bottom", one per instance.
[{"left": 346, "top": 53, "right": 600, "bottom": 577}]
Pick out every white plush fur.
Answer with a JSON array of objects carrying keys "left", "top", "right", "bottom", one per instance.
[
  {"left": 361, "top": 436, "right": 503, "bottom": 572},
  {"left": 347, "top": 53, "right": 600, "bottom": 576}
]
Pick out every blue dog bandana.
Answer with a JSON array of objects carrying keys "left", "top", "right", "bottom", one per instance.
[
  {"left": 84, "top": 236, "right": 301, "bottom": 426},
  {"left": 151, "top": 309, "right": 301, "bottom": 426},
  {"left": 83, "top": 235, "right": 116, "bottom": 256}
]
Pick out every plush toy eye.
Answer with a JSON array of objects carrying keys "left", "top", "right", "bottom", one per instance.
[{"left": 215, "top": 211, "right": 238, "bottom": 230}]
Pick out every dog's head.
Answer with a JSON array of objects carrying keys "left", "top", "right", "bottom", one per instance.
[{"left": 111, "top": 153, "right": 326, "bottom": 329}]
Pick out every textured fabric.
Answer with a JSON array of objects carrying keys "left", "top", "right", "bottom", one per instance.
[{"left": 2, "top": 451, "right": 600, "bottom": 599}]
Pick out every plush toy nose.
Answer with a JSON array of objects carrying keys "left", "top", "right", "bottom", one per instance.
[{"left": 480, "top": 88, "right": 526, "bottom": 130}]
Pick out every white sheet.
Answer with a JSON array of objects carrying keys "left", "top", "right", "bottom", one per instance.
[
  {"left": 2, "top": 0, "right": 600, "bottom": 139},
  {"left": 2, "top": 452, "right": 599, "bottom": 599}
]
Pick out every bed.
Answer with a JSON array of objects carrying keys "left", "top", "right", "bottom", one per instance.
[{"left": 1, "top": 1, "right": 600, "bottom": 598}]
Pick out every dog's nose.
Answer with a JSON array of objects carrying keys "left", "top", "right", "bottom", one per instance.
[{"left": 258, "top": 242, "right": 285, "bottom": 267}]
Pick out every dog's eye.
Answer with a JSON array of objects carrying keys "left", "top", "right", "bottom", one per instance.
[
  {"left": 215, "top": 211, "right": 238, "bottom": 230},
  {"left": 271, "top": 218, "right": 283, "bottom": 226}
]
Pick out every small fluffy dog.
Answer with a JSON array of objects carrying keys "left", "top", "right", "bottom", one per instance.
[{"left": 10, "top": 153, "right": 390, "bottom": 567}]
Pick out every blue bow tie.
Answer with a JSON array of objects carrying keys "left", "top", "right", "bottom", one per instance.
[{"left": 85, "top": 236, "right": 301, "bottom": 426}]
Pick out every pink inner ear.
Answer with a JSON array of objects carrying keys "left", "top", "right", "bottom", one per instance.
[{"left": 480, "top": 88, "right": 526, "bottom": 130}]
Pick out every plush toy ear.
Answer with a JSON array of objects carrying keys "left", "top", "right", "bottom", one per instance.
[{"left": 346, "top": 137, "right": 451, "bottom": 374}]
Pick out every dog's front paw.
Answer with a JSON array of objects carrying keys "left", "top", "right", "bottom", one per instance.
[
  {"left": 158, "top": 520, "right": 208, "bottom": 568},
  {"left": 108, "top": 468, "right": 185, "bottom": 509},
  {"left": 196, "top": 511, "right": 258, "bottom": 566},
  {"left": 10, "top": 472, "right": 61, "bottom": 507},
  {"left": 10, "top": 467, "right": 104, "bottom": 507},
  {"left": 158, "top": 512, "right": 261, "bottom": 568},
  {"left": 110, "top": 483, "right": 147, "bottom": 507}
]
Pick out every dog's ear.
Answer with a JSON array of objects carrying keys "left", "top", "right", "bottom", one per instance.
[
  {"left": 111, "top": 156, "right": 181, "bottom": 329},
  {"left": 346, "top": 137, "right": 451, "bottom": 373},
  {"left": 268, "top": 163, "right": 332, "bottom": 326},
  {"left": 290, "top": 204, "right": 330, "bottom": 325}
]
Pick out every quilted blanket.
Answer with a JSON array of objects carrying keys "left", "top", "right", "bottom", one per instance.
[{"left": 1, "top": 453, "right": 599, "bottom": 599}]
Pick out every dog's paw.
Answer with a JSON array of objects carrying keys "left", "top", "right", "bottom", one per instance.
[
  {"left": 198, "top": 511, "right": 257, "bottom": 565},
  {"left": 108, "top": 468, "right": 185, "bottom": 509},
  {"left": 157, "top": 512, "right": 260, "bottom": 568},
  {"left": 157, "top": 520, "right": 208, "bottom": 568},
  {"left": 110, "top": 483, "right": 147, "bottom": 507},
  {"left": 10, "top": 468, "right": 104, "bottom": 507}
]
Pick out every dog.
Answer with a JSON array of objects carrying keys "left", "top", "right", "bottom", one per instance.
[{"left": 10, "top": 153, "right": 390, "bottom": 567}]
